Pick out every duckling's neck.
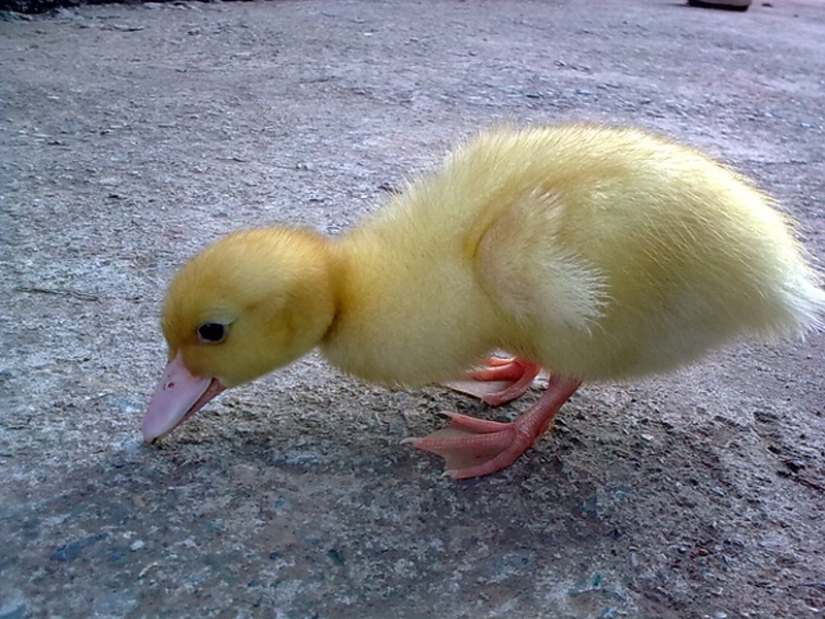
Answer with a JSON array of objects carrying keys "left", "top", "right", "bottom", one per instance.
[{"left": 319, "top": 222, "right": 499, "bottom": 387}]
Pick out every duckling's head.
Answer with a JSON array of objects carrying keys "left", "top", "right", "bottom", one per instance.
[{"left": 142, "top": 228, "right": 335, "bottom": 442}]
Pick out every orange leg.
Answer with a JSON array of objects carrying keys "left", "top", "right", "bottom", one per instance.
[
  {"left": 403, "top": 375, "right": 581, "bottom": 479},
  {"left": 445, "top": 356, "right": 542, "bottom": 406}
]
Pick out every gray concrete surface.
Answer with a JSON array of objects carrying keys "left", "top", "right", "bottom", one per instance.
[{"left": 1, "top": 1, "right": 824, "bottom": 618}]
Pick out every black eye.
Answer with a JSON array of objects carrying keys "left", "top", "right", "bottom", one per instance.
[{"left": 197, "top": 322, "right": 227, "bottom": 344}]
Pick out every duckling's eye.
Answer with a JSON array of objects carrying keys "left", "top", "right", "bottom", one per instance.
[{"left": 197, "top": 322, "right": 228, "bottom": 344}]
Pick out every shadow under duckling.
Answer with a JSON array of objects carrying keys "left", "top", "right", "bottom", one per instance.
[{"left": 143, "top": 124, "right": 825, "bottom": 479}]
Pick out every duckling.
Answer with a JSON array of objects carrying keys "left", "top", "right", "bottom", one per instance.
[{"left": 143, "top": 124, "right": 825, "bottom": 479}]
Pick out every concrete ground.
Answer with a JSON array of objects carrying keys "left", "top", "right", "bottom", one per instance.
[{"left": 1, "top": 1, "right": 824, "bottom": 618}]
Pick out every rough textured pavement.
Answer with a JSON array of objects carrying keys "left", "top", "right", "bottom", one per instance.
[{"left": 1, "top": 1, "right": 824, "bottom": 618}]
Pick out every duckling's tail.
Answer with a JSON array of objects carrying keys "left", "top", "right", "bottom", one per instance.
[
  {"left": 779, "top": 264, "right": 825, "bottom": 338},
  {"left": 748, "top": 202, "right": 825, "bottom": 341}
]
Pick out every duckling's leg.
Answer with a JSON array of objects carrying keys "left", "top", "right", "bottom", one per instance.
[
  {"left": 444, "top": 357, "right": 542, "bottom": 406},
  {"left": 403, "top": 375, "right": 581, "bottom": 479}
]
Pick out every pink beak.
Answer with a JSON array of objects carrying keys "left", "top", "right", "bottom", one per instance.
[{"left": 142, "top": 351, "right": 226, "bottom": 442}]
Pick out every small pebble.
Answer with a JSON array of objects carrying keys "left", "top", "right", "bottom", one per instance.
[{"left": 130, "top": 540, "right": 145, "bottom": 551}]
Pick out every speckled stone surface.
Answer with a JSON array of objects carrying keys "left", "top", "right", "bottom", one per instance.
[{"left": 2, "top": 1, "right": 824, "bottom": 617}]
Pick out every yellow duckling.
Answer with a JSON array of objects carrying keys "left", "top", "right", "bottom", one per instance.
[{"left": 143, "top": 125, "right": 825, "bottom": 479}]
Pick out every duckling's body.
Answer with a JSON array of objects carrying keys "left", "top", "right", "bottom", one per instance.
[
  {"left": 144, "top": 125, "right": 824, "bottom": 479},
  {"left": 326, "top": 127, "right": 820, "bottom": 383}
]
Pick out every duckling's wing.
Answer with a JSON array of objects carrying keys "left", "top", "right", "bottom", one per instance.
[{"left": 474, "top": 189, "right": 608, "bottom": 334}]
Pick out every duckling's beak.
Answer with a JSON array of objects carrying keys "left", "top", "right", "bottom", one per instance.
[{"left": 142, "top": 351, "right": 226, "bottom": 442}]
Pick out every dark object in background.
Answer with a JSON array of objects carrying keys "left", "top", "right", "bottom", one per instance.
[{"left": 688, "top": 0, "right": 751, "bottom": 11}]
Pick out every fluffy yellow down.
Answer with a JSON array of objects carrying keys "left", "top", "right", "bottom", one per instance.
[{"left": 160, "top": 125, "right": 825, "bottom": 390}]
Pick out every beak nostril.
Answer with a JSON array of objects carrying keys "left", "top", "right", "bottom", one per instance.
[{"left": 166, "top": 382, "right": 176, "bottom": 389}]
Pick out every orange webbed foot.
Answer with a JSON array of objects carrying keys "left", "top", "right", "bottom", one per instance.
[
  {"left": 443, "top": 356, "right": 542, "bottom": 406},
  {"left": 404, "top": 375, "right": 581, "bottom": 479}
]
